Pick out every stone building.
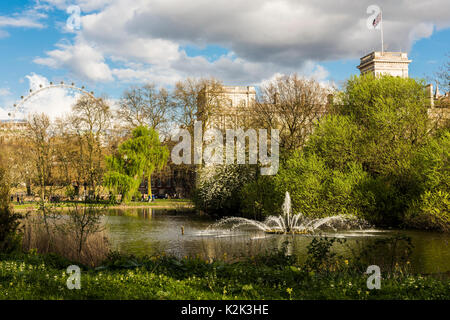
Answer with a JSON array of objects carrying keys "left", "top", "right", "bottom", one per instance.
[
  {"left": 201, "top": 85, "right": 257, "bottom": 129},
  {"left": 425, "top": 83, "right": 450, "bottom": 127},
  {"left": 357, "top": 51, "right": 449, "bottom": 126},
  {"left": 0, "top": 119, "right": 27, "bottom": 143},
  {"left": 357, "top": 51, "right": 411, "bottom": 78},
  {"left": 145, "top": 85, "right": 257, "bottom": 198}
]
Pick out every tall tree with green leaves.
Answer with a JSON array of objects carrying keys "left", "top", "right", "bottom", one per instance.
[{"left": 104, "top": 126, "right": 169, "bottom": 202}]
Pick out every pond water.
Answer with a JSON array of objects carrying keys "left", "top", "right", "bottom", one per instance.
[{"left": 102, "top": 208, "right": 450, "bottom": 274}]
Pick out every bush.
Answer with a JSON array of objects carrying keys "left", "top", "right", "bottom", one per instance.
[
  {"left": 193, "top": 164, "right": 257, "bottom": 216},
  {"left": 240, "top": 175, "right": 283, "bottom": 220},
  {"left": 305, "top": 115, "right": 362, "bottom": 171},
  {"left": 0, "top": 167, "right": 23, "bottom": 253},
  {"left": 273, "top": 152, "right": 371, "bottom": 218},
  {"left": 22, "top": 214, "right": 110, "bottom": 267},
  {"left": 405, "top": 190, "right": 450, "bottom": 232},
  {"left": 404, "top": 130, "right": 450, "bottom": 231},
  {"left": 410, "top": 130, "right": 449, "bottom": 192}
]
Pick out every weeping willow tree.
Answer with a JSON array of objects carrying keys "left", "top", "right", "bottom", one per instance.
[{"left": 103, "top": 126, "right": 169, "bottom": 202}]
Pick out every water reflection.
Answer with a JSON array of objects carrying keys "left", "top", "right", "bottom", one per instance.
[{"left": 101, "top": 208, "right": 450, "bottom": 274}]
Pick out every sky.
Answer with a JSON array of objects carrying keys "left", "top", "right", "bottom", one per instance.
[{"left": 0, "top": 0, "right": 449, "bottom": 120}]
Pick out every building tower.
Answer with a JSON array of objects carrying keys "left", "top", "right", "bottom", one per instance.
[{"left": 357, "top": 51, "right": 412, "bottom": 78}]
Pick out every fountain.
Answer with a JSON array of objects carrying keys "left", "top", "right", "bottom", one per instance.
[{"left": 211, "top": 191, "right": 369, "bottom": 234}]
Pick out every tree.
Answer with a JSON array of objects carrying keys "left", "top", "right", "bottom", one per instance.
[
  {"left": 194, "top": 164, "right": 257, "bottom": 216},
  {"left": 251, "top": 74, "right": 332, "bottom": 152},
  {"left": 65, "top": 205, "right": 103, "bottom": 259},
  {"left": 68, "top": 96, "right": 111, "bottom": 199},
  {"left": 0, "top": 166, "right": 23, "bottom": 253},
  {"left": 117, "top": 84, "right": 172, "bottom": 135},
  {"left": 435, "top": 52, "right": 449, "bottom": 93},
  {"left": 26, "top": 113, "right": 55, "bottom": 205},
  {"left": 173, "top": 77, "right": 226, "bottom": 133},
  {"left": 245, "top": 75, "right": 441, "bottom": 227},
  {"left": 171, "top": 78, "right": 227, "bottom": 196},
  {"left": 104, "top": 126, "right": 169, "bottom": 202},
  {"left": 337, "top": 74, "right": 431, "bottom": 176}
]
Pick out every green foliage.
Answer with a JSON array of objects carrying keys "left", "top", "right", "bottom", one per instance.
[
  {"left": 0, "top": 168, "right": 23, "bottom": 253},
  {"left": 273, "top": 152, "right": 371, "bottom": 218},
  {"left": 103, "top": 170, "right": 140, "bottom": 203},
  {"left": 305, "top": 115, "right": 362, "bottom": 171},
  {"left": 305, "top": 237, "right": 346, "bottom": 272},
  {"left": 410, "top": 130, "right": 449, "bottom": 192},
  {"left": 245, "top": 75, "right": 447, "bottom": 228},
  {"left": 404, "top": 130, "right": 450, "bottom": 231},
  {"left": 240, "top": 175, "right": 283, "bottom": 220},
  {"left": 405, "top": 190, "right": 450, "bottom": 232},
  {"left": 193, "top": 164, "right": 257, "bottom": 216},
  {"left": 0, "top": 242, "right": 448, "bottom": 300},
  {"left": 337, "top": 74, "right": 430, "bottom": 176},
  {"left": 103, "top": 126, "right": 169, "bottom": 202}
]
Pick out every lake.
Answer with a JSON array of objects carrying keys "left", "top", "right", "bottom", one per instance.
[{"left": 102, "top": 208, "right": 450, "bottom": 274}]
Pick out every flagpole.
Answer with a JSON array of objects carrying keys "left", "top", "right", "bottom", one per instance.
[{"left": 380, "top": 10, "right": 384, "bottom": 54}]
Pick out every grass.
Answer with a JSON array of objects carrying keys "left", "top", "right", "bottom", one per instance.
[
  {"left": 12, "top": 199, "right": 194, "bottom": 211},
  {"left": 0, "top": 252, "right": 448, "bottom": 300}
]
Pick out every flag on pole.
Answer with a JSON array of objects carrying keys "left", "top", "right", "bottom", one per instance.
[{"left": 372, "top": 12, "right": 381, "bottom": 28}]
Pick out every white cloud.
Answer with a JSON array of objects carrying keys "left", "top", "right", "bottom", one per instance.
[
  {"left": 34, "top": 40, "right": 114, "bottom": 82},
  {"left": 0, "top": 16, "right": 44, "bottom": 29},
  {"left": 34, "top": 0, "right": 450, "bottom": 86},
  {"left": 0, "top": 7, "right": 47, "bottom": 41},
  {"left": 11, "top": 73, "right": 81, "bottom": 120}
]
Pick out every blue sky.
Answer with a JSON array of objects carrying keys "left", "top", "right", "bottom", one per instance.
[{"left": 0, "top": 0, "right": 449, "bottom": 119}]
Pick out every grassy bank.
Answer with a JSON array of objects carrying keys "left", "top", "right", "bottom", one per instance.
[
  {"left": 12, "top": 199, "right": 194, "bottom": 212},
  {"left": 0, "top": 252, "right": 448, "bottom": 300}
]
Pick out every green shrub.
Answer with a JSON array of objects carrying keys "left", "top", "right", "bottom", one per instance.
[
  {"left": 405, "top": 190, "right": 450, "bottom": 232},
  {"left": 240, "top": 175, "right": 283, "bottom": 220},
  {"left": 273, "top": 152, "right": 371, "bottom": 218},
  {"left": 193, "top": 164, "right": 257, "bottom": 216},
  {"left": 0, "top": 167, "right": 23, "bottom": 253},
  {"left": 410, "top": 130, "right": 449, "bottom": 192},
  {"left": 305, "top": 115, "right": 362, "bottom": 171}
]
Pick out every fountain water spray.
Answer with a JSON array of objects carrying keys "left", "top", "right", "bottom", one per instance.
[{"left": 211, "top": 191, "right": 369, "bottom": 234}]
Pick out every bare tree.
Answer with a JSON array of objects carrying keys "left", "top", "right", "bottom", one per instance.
[
  {"left": 67, "top": 96, "right": 112, "bottom": 199},
  {"left": 26, "top": 113, "right": 55, "bottom": 205},
  {"left": 117, "top": 84, "right": 172, "bottom": 135},
  {"left": 435, "top": 52, "right": 449, "bottom": 93},
  {"left": 172, "top": 77, "right": 226, "bottom": 133},
  {"left": 170, "top": 78, "right": 227, "bottom": 196},
  {"left": 251, "top": 74, "right": 332, "bottom": 151},
  {"left": 65, "top": 204, "right": 103, "bottom": 260}
]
